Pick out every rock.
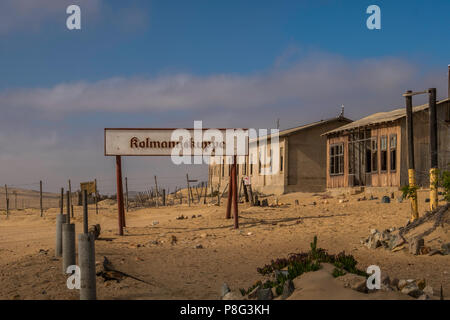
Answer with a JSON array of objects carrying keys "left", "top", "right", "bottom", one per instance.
[
  {"left": 221, "top": 283, "right": 230, "bottom": 297},
  {"left": 401, "top": 282, "right": 422, "bottom": 298},
  {"left": 396, "top": 197, "right": 403, "bottom": 203},
  {"left": 88, "top": 224, "right": 101, "bottom": 240},
  {"left": 441, "top": 243, "right": 450, "bottom": 255},
  {"left": 191, "top": 215, "right": 196, "bottom": 218},
  {"left": 222, "top": 291, "right": 244, "bottom": 300},
  {"left": 416, "top": 279, "right": 426, "bottom": 291},
  {"left": 271, "top": 287, "right": 278, "bottom": 298},
  {"left": 248, "top": 285, "right": 261, "bottom": 299},
  {"left": 370, "top": 229, "right": 378, "bottom": 235},
  {"left": 380, "top": 284, "right": 394, "bottom": 292},
  {"left": 248, "top": 286, "right": 261, "bottom": 299},
  {"left": 423, "top": 285, "right": 433, "bottom": 296},
  {"left": 257, "top": 288, "right": 273, "bottom": 300},
  {"left": 381, "top": 274, "right": 390, "bottom": 286},
  {"left": 417, "top": 294, "right": 431, "bottom": 300},
  {"left": 281, "top": 280, "right": 295, "bottom": 299},
  {"left": 152, "top": 221, "right": 159, "bottom": 226},
  {"left": 339, "top": 273, "right": 368, "bottom": 293},
  {"left": 261, "top": 199, "right": 269, "bottom": 207},
  {"left": 419, "top": 246, "right": 431, "bottom": 255},
  {"left": 381, "top": 196, "right": 391, "bottom": 203},
  {"left": 195, "top": 244, "right": 203, "bottom": 249},
  {"left": 409, "top": 238, "right": 425, "bottom": 255},
  {"left": 398, "top": 279, "right": 409, "bottom": 290},
  {"left": 388, "top": 232, "right": 405, "bottom": 250},
  {"left": 171, "top": 235, "right": 177, "bottom": 245},
  {"left": 428, "top": 249, "right": 443, "bottom": 256},
  {"left": 391, "top": 278, "right": 399, "bottom": 289}
]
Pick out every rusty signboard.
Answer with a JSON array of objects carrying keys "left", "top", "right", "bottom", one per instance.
[{"left": 80, "top": 181, "right": 96, "bottom": 194}]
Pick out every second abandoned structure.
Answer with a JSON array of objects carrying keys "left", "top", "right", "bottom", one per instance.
[
  {"left": 208, "top": 116, "right": 352, "bottom": 195},
  {"left": 323, "top": 98, "right": 450, "bottom": 190}
]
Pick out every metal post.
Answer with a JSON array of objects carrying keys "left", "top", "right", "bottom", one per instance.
[
  {"left": 39, "top": 181, "right": 43, "bottom": 217},
  {"left": 116, "top": 156, "right": 125, "bottom": 235},
  {"left": 405, "top": 90, "right": 419, "bottom": 221},
  {"left": 429, "top": 88, "right": 438, "bottom": 210},
  {"left": 56, "top": 188, "right": 65, "bottom": 257},
  {"left": 186, "top": 174, "right": 191, "bottom": 207},
  {"left": 125, "top": 177, "right": 129, "bottom": 212},
  {"left": 232, "top": 155, "right": 239, "bottom": 228},
  {"left": 154, "top": 176, "right": 159, "bottom": 207},
  {"left": 226, "top": 163, "right": 232, "bottom": 219},
  {"left": 5, "top": 184, "right": 8, "bottom": 218},
  {"left": 62, "top": 190, "right": 76, "bottom": 274},
  {"left": 95, "top": 179, "right": 99, "bottom": 215},
  {"left": 78, "top": 190, "right": 96, "bottom": 300},
  {"left": 162, "top": 189, "right": 166, "bottom": 206},
  {"left": 68, "top": 179, "right": 74, "bottom": 218}
]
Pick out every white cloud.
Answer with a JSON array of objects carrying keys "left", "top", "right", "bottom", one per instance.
[{"left": 1, "top": 54, "right": 441, "bottom": 119}]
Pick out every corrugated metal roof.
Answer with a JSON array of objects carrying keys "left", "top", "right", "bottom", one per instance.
[
  {"left": 250, "top": 116, "right": 352, "bottom": 143},
  {"left": 324, "top": 98, "right": 450, "bottom": 136}
]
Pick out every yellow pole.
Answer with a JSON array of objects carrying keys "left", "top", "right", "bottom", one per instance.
[
  {"left": 430, "top": 168, "right": 438, "bottom": 211},
  {"left": 408, "top": 169, "right": 419, "bottom": 221}
]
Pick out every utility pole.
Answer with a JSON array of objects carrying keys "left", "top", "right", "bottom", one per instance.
[
  {"left": 428, "top": 88, "right": 438, "bottom": 210},
  {"left": 39, "top": 181, "right": 43, "bottom": 217},
  {"left": 405, "top": 90, "right": 419, "bottom": 221}
]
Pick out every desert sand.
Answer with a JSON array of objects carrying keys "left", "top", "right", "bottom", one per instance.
[{"left": 0, "top": 188, "right": 448, "bottom": 300}]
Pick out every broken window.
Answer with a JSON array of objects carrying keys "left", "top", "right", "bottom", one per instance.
[
  {"left": 380, "top": 136, "right": 387, "bottom": 171},
  {"left": 330, "top": 143, "right": 344, "bottom": 175},
  {"left": 390, "top": 134, "right": 397, "bottom": 171},
  {"left": 371, "top": 137, "right": 378, "bottom": 173}
]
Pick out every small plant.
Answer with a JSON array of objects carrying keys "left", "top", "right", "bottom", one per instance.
[
  {"left": 245, "top": 236, "right": 367, "bottom": 296},
  {"left": 440, "top": 170, "right": 450, "bottom": 202},
  {"left": 401, "top": 184, "right": 419, "bottom": 200},
  {"left": 332, "top": 267, "right": 346, "bottom": 278}
]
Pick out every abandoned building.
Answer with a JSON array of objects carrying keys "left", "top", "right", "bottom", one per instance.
[
  {"left": 323, "top": 98, "right": 450, "bottom": 190},
  {"left": 208, "top": 116, "right": 352, "bottom": 195}
]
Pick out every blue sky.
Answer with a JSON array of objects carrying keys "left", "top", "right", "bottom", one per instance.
[{"left": 0, "top": 0, "right": 449, "bottom": 192}]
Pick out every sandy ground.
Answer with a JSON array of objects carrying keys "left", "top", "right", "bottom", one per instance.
[{"left": 0, "top": 189, "right": 448, "bottom": 300}]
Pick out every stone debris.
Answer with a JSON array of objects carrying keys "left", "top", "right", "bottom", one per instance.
[
  {"left": 409, "top": 238, "right": 425, "bottom": 255},
  {"left": 195, "top": 244, "right": 203, "bottom": 249},
  {"left": 176, "top": 215, "right": 187, "bottom": 220},
  {"left": 222, "top": 291, "right": 244, "bottom": 300},
  {"left": 257, "top": 287, "right": 273, "bottom": 300},
  {"left": 221, "top": 283, "right": 230, "bottom": 297},
  {"left": 88, "top": 224, "right": 101, "bottom": 240},
  {"left": 281, "top": 279, "right": 295, "bottom": 299}
]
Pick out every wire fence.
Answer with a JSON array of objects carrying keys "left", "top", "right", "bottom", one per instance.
[{"left": 0, "top": 174, "right": 209, "bottom": 212}]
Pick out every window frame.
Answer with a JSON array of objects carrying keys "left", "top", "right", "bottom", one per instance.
[{"left": 329, "top": 143, "right": 344, "bottom": 176}]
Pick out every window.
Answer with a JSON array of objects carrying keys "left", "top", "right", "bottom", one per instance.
[
  {"left": 371, "top": 137, "right": 378, "bottom": 173},
  {"left": 280, "top": 147, "right": 284, "bottom": 172},
  {"left": 365, "top": 141, "right": 372, "bottom": 173},
  {"left": 390, "top": 134, "right": 397, "bottom": 171},
  {"left": 330, "top": 143, "right": 344, "bottom": 175},
  {"left": 380, "top": 136, "right": 387, "bottom": 171}
]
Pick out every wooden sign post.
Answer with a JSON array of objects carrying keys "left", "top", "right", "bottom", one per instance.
[{"left": 105, "top": 127, "right": 248, "bottom": 234}]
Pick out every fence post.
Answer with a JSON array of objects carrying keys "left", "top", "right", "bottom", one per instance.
[
  {"left": 40, "top": 180, "right": 43, "bottom": 217},
  {"left": 68, "top": 179, "right": 74, "bottom": 218},
  {"left": 5, "top": 185, "right": 9, "bottom": 218},
  {"left": 95, "top": 179, "right": 99, "bottom": 215},
  {"left": 154, "top": 176, "right": 159, "bottom": 207}
]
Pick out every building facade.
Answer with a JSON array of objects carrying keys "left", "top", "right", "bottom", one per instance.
[
  {"left": 208, "top": 116, "right": 352, "bottom": 195},
  {"left": 323, "top": 99, "right": 450, "bottom": 190}
]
